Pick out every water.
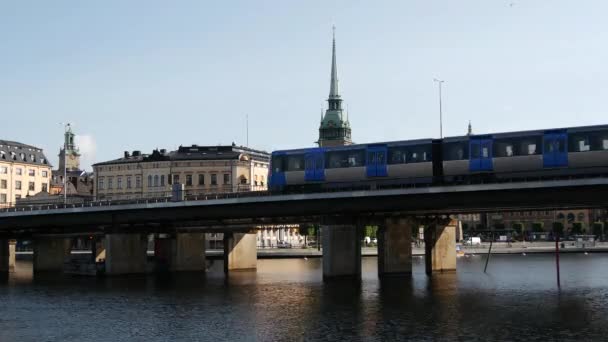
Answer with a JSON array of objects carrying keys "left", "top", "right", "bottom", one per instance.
[{"left": 2, "top": 254, "right": 608, "bottom": 341}]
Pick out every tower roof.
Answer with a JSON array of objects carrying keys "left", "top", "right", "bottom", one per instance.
[{"left": 329, "top": 26, "right": 340, "bottom": 99}]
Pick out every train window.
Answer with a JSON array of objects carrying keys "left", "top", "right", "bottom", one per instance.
[
  {"left": 495, "top": 140, "right": 514, "bottom": 157},
  {"left": 569, "top": 133, "right": 591, "bottom": 152},
  {"left": 470, "top": 143, "right": 480, "bottom": 158},
  {"left": 516, "top": 136, "right": 541, "bottom": 155},
  {"left": 327, "top": 150, "right": 365, "bottom": 168},
  {"left": 527, "top": 144, "right": 537, "bottom": 155},
  {"left": 442, "top": 142, "right": 468, "bottom": 161},
  {"left": 271, "top": 155, "right": 285, "bottom": 173},
  {"left": 388, "top": 147, "right": 407, "bottom": 164},
  {"left": 407, "top": 145, "right": 431, "bottom": 163},
  {"left": 604, "top": 139, "right": 608, "bottom": 150},
  {"left": 286, "top": 155, "right": 305, "bottom": 171}
]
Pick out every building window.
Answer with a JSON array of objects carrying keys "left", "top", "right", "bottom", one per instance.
[
  {"left": 154, "top": 175, "right": 159, "bottom": 187},
  {"left": 148, "top": 175, "right": 152, "bottom": 187},
  {"left": 127, "top": 176, "right": 132, "bottom": 189},
  {"left": 42, "top": 183, "right": 48, "bottom": 192},
  {"left": 42, "top": 170, "right": 48, "bottom": 177},
  {"left": 242, "top": 176, "right": 249, "bottom": 185},
  {"left": 28, "top": 169, "right": 35, "bottom": 177},
  {"left": 198, "top": 174, "right": 204, "bottom": 185},
  {"left": 28, "top": 181, "right": 35, "bottom": 191},
  {"left": 0, "top": 194, "right": 6, "bottom": 203},
  {"left": 211, "top": 174, "right": 217, "bottom": 185},
  {"left": 173, "top": 174, "right": 180, "bottom": 184},
  {"left": 15, "top": 180, "right": 22, "bottom": 190},
  {"left": 186, "top": 174, "right": 193, "bottom": 186},
  {"left": 108, "top": 178, "right": 113, "bottom": 189},
  {"left": 99, "top": 178, "right": 105, "bottom": 190},
  {"left": 260, "top": 176, "right": 265, "bottom": 187},
  {"left": 136, "top": 176, "right": 141, "bottom": 188},
  {"left": 160, "top": 175, "right": 165, "bottom": 186},
  {"left": 223, "top": 174, "right": 230, "bottom": 185},
  {"left": 117, "top": 177, "right": 123, "bottom": 189},
  {"left": 0, "top": 180, "right": 6, "bottom": 189},
  {"left": 16, "top": 168, "right": 22, "bottom": 176},
  {"left": 0, "top": 166, "right": 7, "bottom": 174}
]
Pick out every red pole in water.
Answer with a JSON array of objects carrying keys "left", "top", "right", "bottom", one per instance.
[{"left": 555, "top": 234, "right": 561, "bottom": 289}]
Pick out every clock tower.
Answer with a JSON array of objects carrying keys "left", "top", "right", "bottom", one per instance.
[
  {"left": 317, "top": 27, "right": 352, "bottom": 147},
  {"left": 58, "top": 124, "right": 81, "bottom": 171}
]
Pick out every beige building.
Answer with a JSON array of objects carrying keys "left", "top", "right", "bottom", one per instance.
[
  {"left": 93, "top": 145, "right": 270, "bottom": 200},
  {"left": 0, "top": 140, "right": 52, "bottom": 207}
]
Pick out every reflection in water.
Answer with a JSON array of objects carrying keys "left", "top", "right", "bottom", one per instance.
[{"left": 2, "top": 255, "right": 608, "bottom": 341}]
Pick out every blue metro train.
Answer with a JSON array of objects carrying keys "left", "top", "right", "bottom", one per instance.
[{"left": 268, "top": 124, "right": 608, "bottom": 192}]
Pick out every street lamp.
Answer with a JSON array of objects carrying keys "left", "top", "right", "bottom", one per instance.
[
  {"left": 59, "top": 122, "right": 70, "bottom": 204},
  {"left": 433, "top": 78, "right": 444, "bottom": 139}
]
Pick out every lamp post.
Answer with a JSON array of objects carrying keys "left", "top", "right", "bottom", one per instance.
[
  {"left": 59, "top": 122, "right": 70, "bottom": 204},
  {"left": 433, "top": 78, "right": 444, "bottom": 139}
]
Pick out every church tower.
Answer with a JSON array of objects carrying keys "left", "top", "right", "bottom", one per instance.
[
  {"left": 58, "top": 124, "right": 81, "bottom": 171},
  {"left": 317, "top": 27, "right": 352, "bottom": 147}
]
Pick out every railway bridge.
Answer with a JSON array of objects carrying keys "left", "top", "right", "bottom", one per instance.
[{"left": 1, "top": 178, "right": 607, "bottom": 279}]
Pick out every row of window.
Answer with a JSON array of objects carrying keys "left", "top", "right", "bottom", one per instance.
[
  {"left": 98, "top": 173, "right": 238, "bottom": 190},
  {"left": 0, "top": 151, "right": 46, "bottom": 164},
  {"left": 0, "top": 167, "right": 48, "bottom": 177},
  {"left": 273, "top": 145, "right": 433, "bottom": 172},
  {"left": 0, "top": 179, "right": 47, "bottom": 192}
]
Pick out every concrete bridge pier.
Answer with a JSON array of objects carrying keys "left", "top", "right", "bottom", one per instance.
[
  {"left": 33, "top": 238, "right": 71, "bottom": 273},
  {"left": 321, "top": 221, "right": 362, "bottom": 279},
  {"left": 0, "top": 239, "right": 16, "bottom": 277},
  {"left": 155, "top": 233, "right": 206, "bottom": 272},
  {"left": 104, "top": 234, "right": 148, "bottom": 275},
  {"left": 424, "top": 219, "right": 457, "bottom": 275},
  {"left": 378, "top": 217, "right": 413, "bottom": 276},
  {"left": 223, "top": 232, "right": 257, "bottom": 274}
]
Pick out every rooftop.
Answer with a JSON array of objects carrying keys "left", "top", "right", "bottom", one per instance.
[{"left": 0, "top": 140, "right": 51, "bottom": 167}]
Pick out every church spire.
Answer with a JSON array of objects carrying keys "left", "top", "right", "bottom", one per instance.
[
  {"left": 329, "top": 26, "right": 340, "bottom": 99},
  {"left": 467, "top": 120, "right": 473, "bottom": 136}
]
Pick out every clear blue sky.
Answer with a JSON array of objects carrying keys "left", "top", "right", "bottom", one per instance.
[{"left": 2, "top": 1, "right": 607, "bottom": 170}]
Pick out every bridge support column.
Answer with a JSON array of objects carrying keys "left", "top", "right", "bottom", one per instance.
[
  {"left": 223, "top": 232, "right": 257, "bottom": 273},
  {"left": 424, "top": 219, "right": 457, "bottom": 275},
  {"left": 104, "top": 234, "right": 148, "bottom": 275},
  {"left": 0, "top": 239, "right": 16, "bottom": 276},
  {"left": 155, "top": 233, "right": 206, "bottom": 272},
  {"left": 322, "top": 223, "right": 361, "bottom": 279},
  {"left": 378, "top": 218, "right": 413, "bottom": 276},
  {"left": 33, "top": 238, "right": 71, "bottom": 273}
]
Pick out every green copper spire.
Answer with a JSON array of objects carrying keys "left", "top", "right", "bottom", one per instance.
[
  {"left": 318, "top": 26, "right": 352, "bottom": 147},
  {"left": 329, "top": 25, "right": 339, "bottom": 99}
]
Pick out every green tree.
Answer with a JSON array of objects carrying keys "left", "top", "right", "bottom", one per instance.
[
  {"left": 532, "top": 222, "right": 544, "bottom": 232},
  {"left": 571, "top": 222, "right": 584, "bottom": 235},
  {"left": 552, "top": 222, "right": 564, "bottom": 238},
  {"left": 592, "top": 222, "right": 604, "bottom": 240},
  {"left": 512, "top": 222, "right": 524, "bottom": 237}
]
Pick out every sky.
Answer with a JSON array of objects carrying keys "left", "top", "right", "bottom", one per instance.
[{"left": 1, "top": 1, "right": 608, "bottom": 170}]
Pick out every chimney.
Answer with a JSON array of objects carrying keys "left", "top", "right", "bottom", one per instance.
[{"left": 124, "top": 151, "right": 130, "bottom": 158}]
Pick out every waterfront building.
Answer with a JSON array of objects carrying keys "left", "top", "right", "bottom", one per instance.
[
  {"left": 317, "top": 27, "right": 352, "bottom": 147},
  {"left": 0, "top": 140, "right": 52, "bottom": 207},
  {"left": 93, "top": 144, "right": 270, "bottom": 200}
]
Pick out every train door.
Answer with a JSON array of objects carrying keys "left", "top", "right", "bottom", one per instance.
[
  {"left": 543, "top": 131, "right": 568, "bottom": 168},
  {"left": 269, "top": 153, "right": 286, "bottom": 190},
  {"left": 304, "top": 150, "right": 325, "bottom": 181},
  {"left": 366, "top": 145, "right": 388, "bottom": 177},
  {"left": 469, "top": 138, "right": 493, "bottom": 172}
]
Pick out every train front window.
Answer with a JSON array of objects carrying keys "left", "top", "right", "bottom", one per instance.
[{"left": 271, "top": 156, "right": 285, "bottom": 173}]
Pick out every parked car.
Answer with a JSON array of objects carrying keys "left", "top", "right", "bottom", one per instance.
[
  {"left": 464, "top": 237, "right": 482, "bottom": 246},
  {"left": 277, "top": 241, "right": 292, "bottom": 248}
]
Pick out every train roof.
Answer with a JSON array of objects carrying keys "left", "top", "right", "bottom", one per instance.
[{"left": 271, "top": 123, "right": 608, "bottom": 154}]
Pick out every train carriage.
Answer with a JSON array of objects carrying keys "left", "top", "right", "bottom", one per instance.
[{"left": 268, "top": 124, "right": 608, "bottom": 192}]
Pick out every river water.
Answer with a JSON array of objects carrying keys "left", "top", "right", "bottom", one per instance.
[{"left": 2, "top": 254, "right": 608, "bottom": 341}]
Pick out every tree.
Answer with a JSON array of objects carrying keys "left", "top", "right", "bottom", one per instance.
[
  {"left": 571, "top": 222, "right": 584, "bottom": 235},
  {"left": 592, "top": 222, "right": 604, "bottom": 240},
  {"left": 532, "top": 222, "right": 544, "bottom": 233},
  {"left": 552, "top": 222, "right": 564, "bottom": 238},
  {"left": 299, "top": 225, "right": 310, "bottom": 247},
  {"left": 512, "top": 222, "right": 524, "bottom": 238}
]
